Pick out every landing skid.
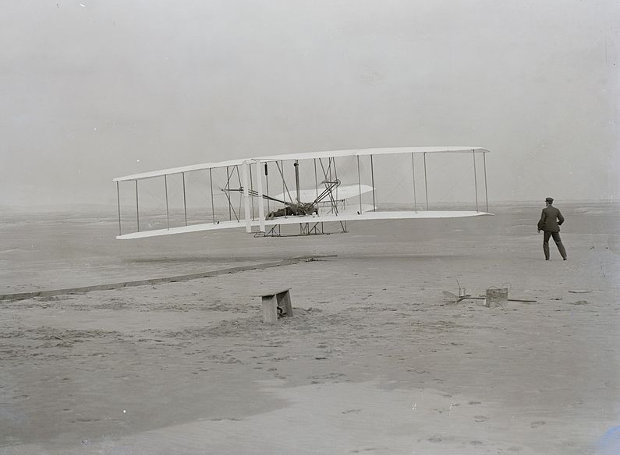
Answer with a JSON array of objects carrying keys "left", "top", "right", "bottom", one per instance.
[{"left": 254, "top": 221, "right": 347, "bottom": 237}]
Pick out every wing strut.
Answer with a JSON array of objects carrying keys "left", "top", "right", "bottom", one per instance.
[
  {"left": 235, "top": 165, "right": 243, "bottom": 219},
  {"left": 209, "top": 168, "right": 215, "bottom": 224},
  {"left": 256, "top": 161, "right": 266, "bottom": 232},
  {"left": 116, "top": 181, "right": 121, "bottom": 236},
  {"left": 423, "top": 153, "right": 429, "bottom": 210},
  {"left": 370, "top": 154, "right": 376, "bottom": 210},
  {"left": 356, "top": 156, "right": 363, "bottom": 214},
  {"left": 164, "top": 175, "right": 170, "bottom": 229},
  {"left": 264, "top": 163, "right": 271, "bottom": 214},
  {"left": 249, "top": 165, "right": 255, "bottom": 217},
  {"left": 294, "top": 160, "right": 301, "bottom": 202},
  {"left": 241, "top": 162, "right": 252, "bottom": 233},
  {"left": 135, "top": 180, "right": 140, "bottom": 232},
  {"left": 182, "top": 172, "right": 188, "bottom": 226},
  {"left": 472, "top": 150, "right": 479, "bottom": 212},
  {"left": 483, "top": 152, "right": 489, "bottom": 212},
  {"left": 313, "top": 159, "right": 318, "bottom": 203},
  {"left": 411, "top": 152, "right": 417, "bottom": 211},
  {"left": 225, "top": 166, "right": 232, "bottom": 220}
]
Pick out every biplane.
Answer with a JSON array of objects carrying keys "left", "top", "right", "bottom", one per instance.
[{"left": 112, "top": 147, "right": 491, "bottom": 239}]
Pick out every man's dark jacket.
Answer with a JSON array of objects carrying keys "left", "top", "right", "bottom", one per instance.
[{"left": 537, "top": 206, "right": 564, "bottom": 232}]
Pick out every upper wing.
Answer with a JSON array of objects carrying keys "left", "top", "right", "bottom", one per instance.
[
  {"left": 256, "top": 146, "right": 490, "bottom": 163},
  {"left": 113, "top": 158, "right": 248, "bottom": 182}
]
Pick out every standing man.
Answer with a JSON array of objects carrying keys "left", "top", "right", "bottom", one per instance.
[{"left": 537, "top": 197, "right": 567, "bottom": 260}]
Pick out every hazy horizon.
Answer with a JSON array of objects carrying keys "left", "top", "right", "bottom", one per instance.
[{"left": 1, "top": 198, "right": 616, "bottom": 216}]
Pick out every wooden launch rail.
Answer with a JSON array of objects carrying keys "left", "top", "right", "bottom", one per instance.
[{"left": 0, "top": 256, "right": 334, "bottom": 302}]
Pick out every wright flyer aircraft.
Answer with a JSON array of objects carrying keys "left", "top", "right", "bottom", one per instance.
[{"left": 113, "top": 147, "right": 492, "bottom": 239}]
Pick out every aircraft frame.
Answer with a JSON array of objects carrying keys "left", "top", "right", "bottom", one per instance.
[{"left": 112, "top": 147, "right": 491, "bottom": 240}]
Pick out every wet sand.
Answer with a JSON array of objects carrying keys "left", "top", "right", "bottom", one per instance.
[{"left": 1, "top": 203, "right": 619, "bottom": 454}]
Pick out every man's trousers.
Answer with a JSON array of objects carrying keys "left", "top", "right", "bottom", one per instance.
[{"left": 543, "top": 231, "right": 567, "bottom": 260}]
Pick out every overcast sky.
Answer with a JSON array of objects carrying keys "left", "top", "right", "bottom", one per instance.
[{"left": 1, "top": 0, "right": 618, "bottom": 208}]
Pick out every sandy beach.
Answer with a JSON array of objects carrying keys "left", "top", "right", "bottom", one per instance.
[{"left": 1, "top": 203, "right": 619, "bottom": 454}]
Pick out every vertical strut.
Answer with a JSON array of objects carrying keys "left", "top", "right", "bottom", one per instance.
[
  {"left": 313, "top": 159, "right": 319, "bottom": 203},
  {"left": 164, "top": 175, "right": 170, "bottom": 229},
  {"left": 281, "top": 161, "right": 285, "bottom": 204},
  {"left": 182, "top": 172, "right": 187, "bottom": 226},
  {"left": 135, "top": 180, "right": 140, "bottom": 232},
  {"left": 411, "top": 152, "right": 417, "bottom": 211},
  {"left": 357, "top": 155, "right": 362, "bottom": 214},
  {"left": 332, "top": 157, "right": 339, "bottom": 202},
  {"left": 472, "top": 150, "right": 479, "bottom": 212},
  {"left": 423, "top": 152, "right": 429, "bottom": 210},
  {"left": 265, "top": 163, "right": 270, "bottom": 214},
  {"left": 235, "top": 166, "right": 243, "bottom": 220},
  {"left": 241, "top": 162, "right": 251, "bottom": 233},
  {"left": 226, "top": 166, "right": 232, "bottom": 221},
  {"left": 249, "top": 165, "right": 255, "bottom": 219},
  {"left": 256, "top": 161, "right": 265, "bottom": 232},
  {"left": 370, "top": 154, "right": 376, "bottom": 210},
  {"left": 483, "top": 152, "right": 489, "bottom": 212},
  {"left": 209, "top": 168, "right": 215, "bottom": 223},
  {"left": 116, "top": 181, "right": 121, "bottom": 236},
  {"left": 294, "top": 160, "right": 300, "bottom": 202}
]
